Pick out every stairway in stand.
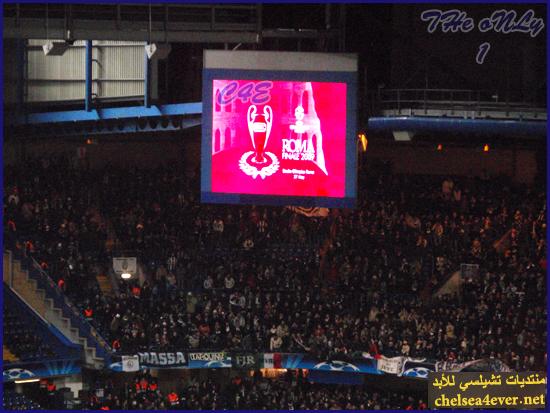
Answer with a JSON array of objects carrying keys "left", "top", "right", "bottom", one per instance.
[
  {"left": 96, "top": 274, "right": 113, "bottom": 296},
  {"left": 98, "top": 218, "right": 119, "bottom": 297},
  {"left": 3, "top": 250, "right": 109, "bottom": 368},
  {"left": 3, "top": 345, "right": 19, "bottom": 363}
]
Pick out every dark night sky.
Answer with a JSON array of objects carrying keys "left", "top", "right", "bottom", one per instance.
[
  {"left": 154, "top": 4, "right": 547, "bottom": 108},
  {"left": 263, "top": 3, "right": 546, "bottom": 103}
]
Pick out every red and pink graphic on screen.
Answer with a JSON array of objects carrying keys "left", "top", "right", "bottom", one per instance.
[{"left": 211, "top": 79, "right": 347, "bottom": 197}]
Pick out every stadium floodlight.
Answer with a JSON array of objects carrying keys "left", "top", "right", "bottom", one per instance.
[
  {"left": 358, "top": 133, "right": 368, "bottom": 152},
  {"left": 121, "top": 272, "right": 132, "bottom": 280},
  {"left": 43, "top": 41, "right": 70, "bottom": 56},
  {"left": 145, "top": 43, "right": 171, "bottom": 60}
]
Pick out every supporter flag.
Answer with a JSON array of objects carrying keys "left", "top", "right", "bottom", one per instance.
[
  {"left": 436, "top": 358, "right": 511, "bottom": 373},
  {"left": 493, "top": 229, "right": 511, "bottom": 254},
  {"left": 113, "top": 257, "right": 137, "bottom": 276},
  {"left": 377, "top": 356, "right": 405, "bottom": 375},
  {"left": 121, "top": 355, "right": 140, "bottom": 372},
  {"left": 286, "top": 206, "right": 329, "bottom": 218},
  {"left": 261, "top": 353, "right": 283, "bottom": 369}
]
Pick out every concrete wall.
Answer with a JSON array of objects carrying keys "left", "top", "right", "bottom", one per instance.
[{"left": 55, "top": 374, "right": 83, "bottom": 397}]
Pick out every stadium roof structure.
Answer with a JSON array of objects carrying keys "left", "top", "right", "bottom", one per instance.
[{"left": 367, "top": 88, "right": 546, "bottom": 141}]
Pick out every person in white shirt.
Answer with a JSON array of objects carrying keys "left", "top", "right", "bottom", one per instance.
[
  {"left": 270, "top": 335, "right": 283, "bottom": 351},
  {"left": 203, "top": 275, "right": 213, "bottom": 290},
  {"left": 224, "top": 275, "right": 235, "bottom": 289},
  {"left": 229, "top": 292, "right": 246, "bottom": 309},
  {"left": 213, "top": 218, "right": 224, "bottom": 233}
]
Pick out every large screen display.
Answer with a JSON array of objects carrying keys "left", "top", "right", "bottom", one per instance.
[
  {"left": 202, "top": 51, "right": 357, "bottom": 208},
  {"left": 211, "top": 79, "right": 346, "bottom": 197}
]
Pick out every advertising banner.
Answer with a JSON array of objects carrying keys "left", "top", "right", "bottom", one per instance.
[
  {"left": 109, "top": 352, "right": 381, "bottom": 373},
  {"left": 106, "top": 350, "right": 515, "bottom": 385},
  {"left": 280, "top": 353, "right": 382, "bottom": 375},
  {"left": 137, "top": 352, "right": 187, "bottom": 368},
  {"left": 188, "top": 352, "right": 232, "bottom": 369},
  {"left": 109, "top": 352, "right": 187, "bottom": 371},
  {"left": 3, "top": 359, "right": 81, "bottom": 382},
  {"left": 232, "top": 353, "right": 258, "bottom": 369}
]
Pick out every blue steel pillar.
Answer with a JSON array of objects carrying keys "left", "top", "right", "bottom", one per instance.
[
  {"left": 85, "top": 40, "right": 93, "bottom": 112},
  {"left": 144, "top": 46, "right": 151, "bottom": 108}
]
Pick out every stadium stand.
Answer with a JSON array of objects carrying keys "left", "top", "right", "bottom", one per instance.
[
  {"left": 3, "top": 346, "right": 19, "bottom": 363},
  {"left": 4, "top": 157, "right": 546, "bottom": 371}
]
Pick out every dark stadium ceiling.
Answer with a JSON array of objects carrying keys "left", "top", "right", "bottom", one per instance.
[
  {"left": 3, "top": 3, "right": 341, "bottom": 45},
  {"left": 3, "top": 3, "right": 546, "bottom": 147}
]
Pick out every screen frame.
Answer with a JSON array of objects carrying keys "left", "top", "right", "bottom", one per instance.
[{"left": 201, "top": 68, "right": 357, "bottom": 208}]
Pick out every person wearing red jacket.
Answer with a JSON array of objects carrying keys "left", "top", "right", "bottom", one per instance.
[
  {"left": 148, "top": 380, "right": 158, "bottom": 392},
  {"left": 167, "top": 391, "right": 179, "bottom": 407}
]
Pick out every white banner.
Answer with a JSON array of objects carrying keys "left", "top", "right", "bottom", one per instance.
[
  {"left": 112, "top": 257, "right": 137, "bottom": 275},
  {"left": 121, "top": 355, "right": 140, "bottom": 372},
  {"left": 435, "top": 358, "right": 511, "bottom": 373},
  {"left": 377, "top": 356, "right": 405, "bottom": 375}
]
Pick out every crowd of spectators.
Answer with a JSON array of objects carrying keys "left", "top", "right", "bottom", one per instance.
[
  {"left": 85, "top": 370, "right": 425, "bottom": 410},
  {"left": 3, "top": 391, "right": 42, "bottom": 410},
  {"left": 3, "top": 156, "right": 546, "bottom": 370},
  {"left": 3, "top": 307, "right": 56, "bottom": 361},
  {"left": 3, "top": 380, "right": 67, "bottom": 410}
]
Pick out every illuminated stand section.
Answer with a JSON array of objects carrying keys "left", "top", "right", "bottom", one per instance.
[{"left": 202, "top": 50, "right": 358, "bottom": 208}]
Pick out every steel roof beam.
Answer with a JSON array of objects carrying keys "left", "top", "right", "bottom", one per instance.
[
  {"left": 368, "top": 117, "right": 546, "bottom": 138},
  {"left": 4, "top": 18, "right": 260, "bottom": 43},
  {"left": 16, "top": 102, "right": 202, "bottom": 125}
]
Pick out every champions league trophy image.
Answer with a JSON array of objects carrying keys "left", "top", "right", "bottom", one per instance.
[
  {"left": 247, "top": 105, "right": 273, "bottom": 164},
  {"left": 239, "top": 104, "right": 279, "bottom": 179}
]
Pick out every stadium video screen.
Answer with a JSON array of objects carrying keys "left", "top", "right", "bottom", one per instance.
[{"left": 201, "top": 51, "right": 357, "bottom": 208}]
